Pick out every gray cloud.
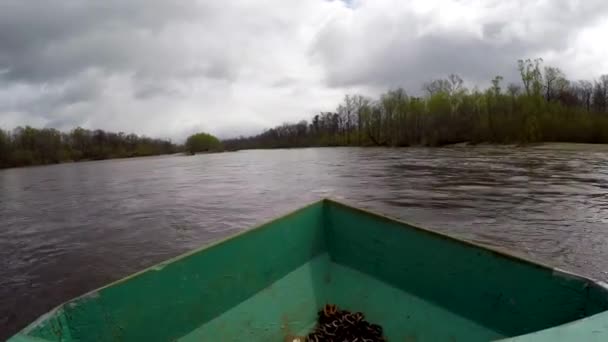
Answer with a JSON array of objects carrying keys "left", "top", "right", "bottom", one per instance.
[
  {"left": 0, "top": 1, "right": 208, "bottom": 82},
  {"left": 313, "top": 0, "right": 608, "bottom": 91},
  {"left": 1, "top": 0, "right": 608, "bottom": 139}
]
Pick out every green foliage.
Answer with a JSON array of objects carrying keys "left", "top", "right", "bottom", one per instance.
[
  {"left": 224, "top": 59, "right": 608, "bottom": 150},
  {"left": 0, "top": 127, "right": 177, "bottom": 169},
  {"left": 185, "top": 132, "right": 222, "bottom": 154}
]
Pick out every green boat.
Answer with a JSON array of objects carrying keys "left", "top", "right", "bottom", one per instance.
[{"left": 9, "top": 199, "right": 608, "bottom": 341}]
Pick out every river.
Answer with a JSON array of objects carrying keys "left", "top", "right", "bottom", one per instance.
[{"left": 2, "top": 145, "right": 608, "bottom": 338}]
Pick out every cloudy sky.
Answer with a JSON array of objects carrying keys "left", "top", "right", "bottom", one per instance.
[{"left": 1, "top": 0, "right": 607, "bottom": 140}]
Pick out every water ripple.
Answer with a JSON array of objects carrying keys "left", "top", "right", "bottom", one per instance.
[{"left": 3, "top": 145, "right": 608, "bottom": 338}]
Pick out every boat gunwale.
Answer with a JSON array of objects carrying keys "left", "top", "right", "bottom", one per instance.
[
  {"left": 19, "top": 198, "right": 325, "bottom": 336},
  {"left": 324, "top": 198, "right": 604, "bottom": 286},
  {"left": 15, "top": 197, "right": 608, "bottom": 339},
  {"left": 323, "top": 199, "right": 608, "bottom": 341}
]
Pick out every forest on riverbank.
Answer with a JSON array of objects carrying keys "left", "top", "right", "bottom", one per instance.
[
  {"left": 0, "top": 127, "right": 178, "bottom": 169},
  {"left": 224, "top": 59, "right": 608, "bottom": 150},
  {"left": 3, "top": 59, "right": 608, "bottom": 168}
]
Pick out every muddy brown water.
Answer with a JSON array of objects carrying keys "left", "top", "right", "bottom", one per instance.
[{"left": 2, "top": 145, "right": 608, "bottom": 338}]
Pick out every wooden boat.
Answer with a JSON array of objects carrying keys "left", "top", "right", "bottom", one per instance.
[{"left": 9, "top": 199, "right": 608, "bottom": 341}]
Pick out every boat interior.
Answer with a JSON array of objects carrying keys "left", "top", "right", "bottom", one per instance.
[{"left": 16, "top": 199, "right": 608, "bottom": 341}]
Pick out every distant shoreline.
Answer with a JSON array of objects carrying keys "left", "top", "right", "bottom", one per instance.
[
  {"left": 4, "top": 142, "right": 608, "bottom": 171},
  {"left": 0, "top": 127, "right": 179, "bottom": 170},
  {"left": 221, "top": 141, "right": 608, "bottom": 152},
  {"left": 0, "top": 152, "right": 182, "bottom": 171}
]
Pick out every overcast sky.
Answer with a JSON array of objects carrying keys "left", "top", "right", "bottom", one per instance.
[{"left": 1, "top": 0, "right": 608, "bottom": 140}]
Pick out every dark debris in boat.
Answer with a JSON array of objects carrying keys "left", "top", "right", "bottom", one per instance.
[{"left": 305, "top": 304, "right": 387, "bottom": 342}]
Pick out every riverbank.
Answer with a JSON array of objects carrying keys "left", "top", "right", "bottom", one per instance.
[
  {"left": 0, "top": 127, "right": 179, "bottom": 170},
  {"left": 4, "top": 141, "right": 608, "bottom": 170},
  {"left": 224, "top": 141, "right": 608, "bottom": 153},
  {"left": 0, "top": 152, "right": 182, "bottom": 171}
]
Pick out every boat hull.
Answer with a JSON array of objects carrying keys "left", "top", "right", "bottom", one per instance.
[{"left": 10, "top": 199, "right": 608, "bottom": 341}]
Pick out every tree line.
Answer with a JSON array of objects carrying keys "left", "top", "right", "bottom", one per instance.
[
  {"left": 223, "top": 59, "right": 608, "bottom": 150},
  {"left": 0, "top": 127, "right": 177, "bottom": 169}
]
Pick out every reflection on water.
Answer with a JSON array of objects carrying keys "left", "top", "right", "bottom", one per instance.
[{"left": 2, "top": 145, "right": 608, "bottom": 338}]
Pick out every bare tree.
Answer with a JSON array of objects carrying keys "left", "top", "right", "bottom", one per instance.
[
  {"left": 507, "top": 83, "right": 521, "bottom": 97},
  {"left": 447, "top": 74, "right": 464, "bottom": 96},
  {"left": 423, "top": 79, "right": 450, "bottom": 96},
  {"left": 339, "top": 95, "right": 357, "bottom": 145},
  {"left": 577, "top": 80, "right": 593, "bottom": 112},
  {"left": 544, "top": 66, "right": 567, "bottom": 101},
  {"left": 518, "top": 58, "right": 543, "bottom": 95},
  {"left": 593, "top": 75, "right": 608, "bottom": 113},
  {"left": 491, "top": 75, "right": 504, "bottom": 96}
]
